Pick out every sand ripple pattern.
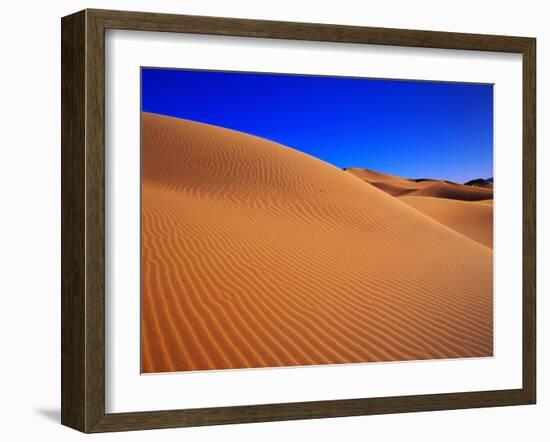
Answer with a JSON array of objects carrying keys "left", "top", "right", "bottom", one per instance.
[{"left": 141, "top": 113, "right": 493, "bottom": 373}]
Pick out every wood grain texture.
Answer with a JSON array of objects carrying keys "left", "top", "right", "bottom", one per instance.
[
  {"left": 84, "top": 9, "right": 107, "bottom": 433},
  {"left": 522, "top": 38, "right": 536, "bottom": 403},
  {"left": 89, "top": 8, "right": 532, "bottom": 52},
  {"left": 61, "top": 10, "right": 86, "bottom": 432},
  {"left": 61, "top": 8, "right": 537, "bottom": 433},
  {"left": 88, "top": 388, "right": 531, "bottom": 432}
]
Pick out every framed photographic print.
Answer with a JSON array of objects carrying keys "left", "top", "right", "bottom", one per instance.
[{"left": 61, "top": 9, "right": 536, "bottom": 433}]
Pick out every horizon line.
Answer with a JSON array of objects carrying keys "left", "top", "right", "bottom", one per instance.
[{"left": 142, "top": 111, "right": 493, "bottom": 185}]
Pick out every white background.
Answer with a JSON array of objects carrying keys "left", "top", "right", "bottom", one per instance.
[
  {"left": 0, "top": 0, "right": 547, "bottom": 440},
  {"left": 106, "top": 30, "right": 523, "bottom": 413}
]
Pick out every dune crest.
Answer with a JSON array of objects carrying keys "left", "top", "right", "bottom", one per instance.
[
  {"left": 399, "top": 196, "right": 493, "bottom": 248},
  {"left": 464, "top": 178, "right": 494, "bottom": 189},
  {"left": 407, "top": 181, "right": 493, "bottom": 201},
  {"left": 345, "top": 167, "right": 432, "bottom": 197},
  {"left": 346, "top": 168, "right": 493, "bottom": 201},
  {"left": 141, "top": 113, "right": 493, "bottom": 373},
  {"left": 345, "top": 167, "right": 493, "bottom": 248}
]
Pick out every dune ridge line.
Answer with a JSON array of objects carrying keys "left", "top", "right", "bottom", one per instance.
[{"left": 141, "top": 112, "right": 493, "bottom": 373}]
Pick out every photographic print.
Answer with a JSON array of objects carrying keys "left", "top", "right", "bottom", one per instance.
[{"left": 140, "top": 68, "right": 494, "bottom": 374}]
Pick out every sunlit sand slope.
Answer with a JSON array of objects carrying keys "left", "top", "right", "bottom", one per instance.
[
  {"left": 141, "top": 113, "right": 493, "bottom": 373},
  {"left": 346, "top": 168, "right": 494, "bottom": 247},
  {"left": 345, "top": 167, "right": 433, "bottom": 197},
  {"left": 407, "top": 181, "right": 493, "bottom": 201},
  {"left": 346, "top": 168, "right": 493, "bottom": 201},
  {"left": 400, "top": 196, "right": 493, "bottom": 248}
]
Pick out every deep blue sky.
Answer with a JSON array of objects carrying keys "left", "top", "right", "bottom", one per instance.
[{"left": 142, "top": 68, "right": 493, "bottom": 183}]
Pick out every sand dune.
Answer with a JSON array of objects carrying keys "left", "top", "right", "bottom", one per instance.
[
  {"left": 141, "top": 112, "right": 493, "bottom": 373},
  {"left": 345, "top": 167, "right": 409, "bottom": 183},
  {"left": 347, "top": 168, "right": 493, "bottom": 201},
  {"left": 399, "top": 196, "right": 493, "bottom": 248},
  {"left": 345, "top": 167, "right": 432, "bottom": 196},
  {"left": 407, "top": 181, "right": 493, "bottom": 201},
  {"left": 464, "top": 178, "right": 494, "bottom": 189},
  {"left": 367, "top": 181, "right": 419, "bottom": 197},
  {"left": 346, "top": 169, "right": 493, "bottom": 248}
]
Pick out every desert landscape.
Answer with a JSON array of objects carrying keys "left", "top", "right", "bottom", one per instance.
[{"left": 141, "top": 112, "right": 493, "bottom": 373}]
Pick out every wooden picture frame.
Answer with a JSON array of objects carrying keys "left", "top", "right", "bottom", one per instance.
[{"left": 61, "top": 8, "right": 536, "bottom": 433}]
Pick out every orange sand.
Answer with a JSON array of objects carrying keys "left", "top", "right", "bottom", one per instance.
[
  {"left": 407, "top": 181, "right": 493, "bottom": 201},
  {"left": 346, "top": 167, "right": 494, "bottom": 248},
  {"left": 141, "top": 113, "right": 493, "bottom": 373},
  {"left": 345, "top": 167, "right": 433, "bottom": 196},
  {"left": 399, "top": 196, "right": 493, "bottom": 248}
]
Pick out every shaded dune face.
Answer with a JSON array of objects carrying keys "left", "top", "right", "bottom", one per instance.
[
  {"left": 141, "top": 112, "right": 493, "bottom": 373},
  {"left": 345, "top": 167, "right": 494, "bottom": 248},
  {"left": 464, "top": 178, "right": 494, "bottom": 189},
  {"left": 345, "top": 167, "right": 433, "bottom": 197},
  {"left": 346, "top": 167, "right": 493, "bottom": 201},
  {"left": 399, "top": 196, "right": 493, "bottom": 249},
  {"left": 407, "top": 181, "right": 493, "bottom": 201}
]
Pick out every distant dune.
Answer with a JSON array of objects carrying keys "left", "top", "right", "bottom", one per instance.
[
  {"left": 345, "top": 167, "right": 409, "bottom": 183},
  {"left": 407, "top": 181, "right": 493, "bottom": 201},
  {"left": 345, "top": 167, "right": 432, "bottom": 196},
  {"left": 399, "top": 196, "right": 493, "bottom": 248},
  {"left": 141, "top": 113, "right": 493, "bottom": 373},
  {"left": 346, "top": 168, "right": 493, "bottom": 201},
  {"left": 464, "top": 178, "right": 494, "bottom": 189},
  {"left": 345, "top": 168, "right": 494, "bottom": 248}
]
